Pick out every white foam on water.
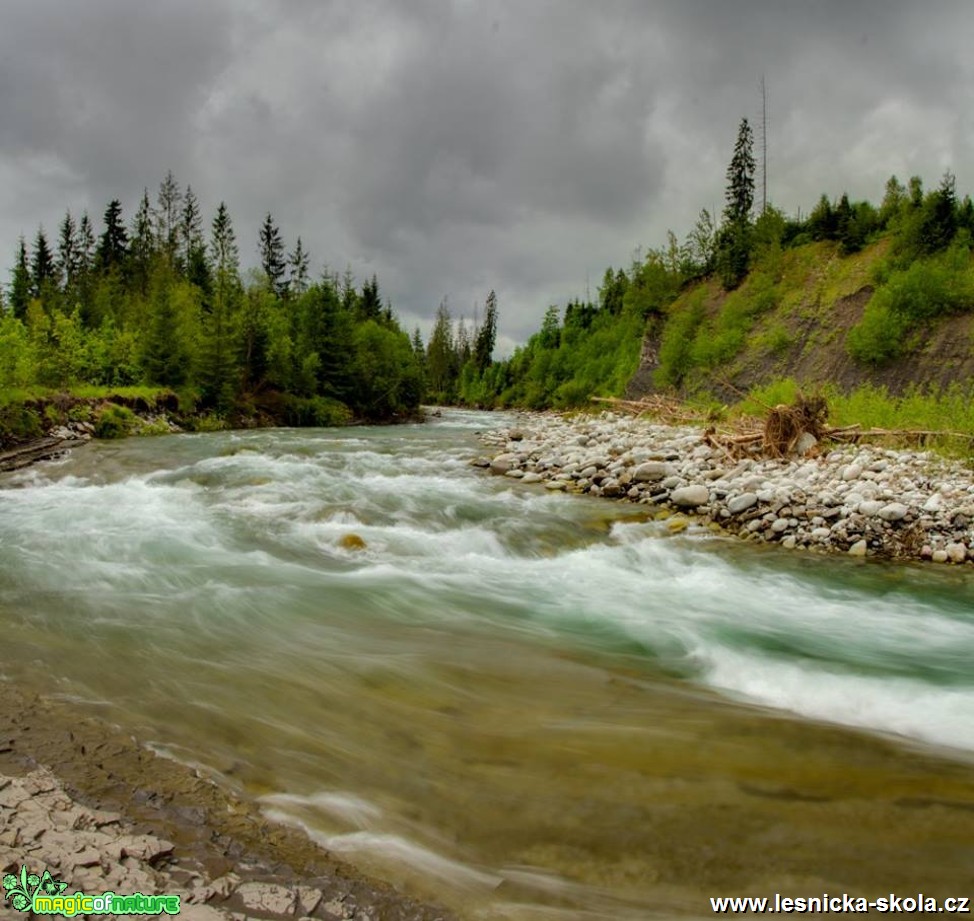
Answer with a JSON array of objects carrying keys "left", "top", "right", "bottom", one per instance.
[
  {"left": 260, "top": 790, "right": 382, "bottom": 827},
  {"left": 313, "top": 831, "right": 503, "bottom": 890},
  {"left": 699, "top": 642, "right": 974, "bottom": 754}
]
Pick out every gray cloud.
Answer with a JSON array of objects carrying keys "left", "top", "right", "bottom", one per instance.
[{"left": 2, "top": 0, "right": 973, "bottom": 348}]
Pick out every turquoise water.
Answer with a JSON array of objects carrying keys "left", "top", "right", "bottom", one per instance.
[{"left": 1, "top": 410, "right": 972, "bottom": 918}]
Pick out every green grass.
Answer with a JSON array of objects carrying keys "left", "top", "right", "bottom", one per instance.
[
  {"left": 0, "top": 384, "right": 177, "bottom": 406},
  {"left": 731, "top": 377, "right": 974, "bottom": 458}
]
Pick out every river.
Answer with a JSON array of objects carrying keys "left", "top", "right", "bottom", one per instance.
[{"left": 1, "top": 409, "right": 972, "bottom": 918}]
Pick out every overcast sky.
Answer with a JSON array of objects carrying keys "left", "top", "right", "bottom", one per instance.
[{"left": 2, "top": 1, "right": 972, "bottom": 353}]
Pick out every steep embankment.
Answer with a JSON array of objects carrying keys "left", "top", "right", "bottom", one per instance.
[{"left": 626, "top": 239, "right": 974, "bottom": 402}]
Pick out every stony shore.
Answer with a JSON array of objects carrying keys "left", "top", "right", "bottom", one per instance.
[
  {"left": 476, "top": 411, "right": 974, "bottom": 563},
  {"left": 0, "top": 684, "right": 452, "bottom": 921}
]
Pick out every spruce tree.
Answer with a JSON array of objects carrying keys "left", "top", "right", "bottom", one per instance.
[
  {"left": 131, "top": 189, "right": 156, "bottom": 296},
  {"left": 925, "top": 170, "right": 957, "bottom": 253},
  {"left": 258, "top": 213, "right": 286, "bottom": 296},
  {"left": 724, "top": 119, "right": 755, "bottom": 226},
  {"left": 210, "top": 202, "right": 239, "bottom": 279},
  {"left": 201, "top": 203, "right": 241, "bottom": 407},
  {"left": 76, "top": 212, "right": 95, "bottom": 275},
  {"left": 155, "top": 170, "right": 182, "bottom": 268},
  {"left": 474, "top": 289, "right": 498, "bottom": 373},
  {"left": 97, "top": 199, "right": 129, "bottom": 272},
  {"left": 75, "top": 212, "right": 96, "bottom": 324},
  {"left": 9, "top": 237, "right": 31, "bottom": 320},
  {"left": 359, "top": 274, "right": 381, "bottom": 321},
  {"left": 31, "top": 227, "right": 55, "bottom": 298},
  {"left": 426, "top": 300, "right": 455, "bottom": 400},
  {"left": 56, "top": 212, "right": 78, "bottom": 294},
  {"left": 717, "top": 118, "right": 756, "bottom": 288},
  {"left": 180, "top": 186, "right": 209, "bottom": 292},
  {"left": 288, "top": 237, "right": 310, "bottom": 296}
]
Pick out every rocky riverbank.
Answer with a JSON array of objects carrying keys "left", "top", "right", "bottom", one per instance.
[
  {"left": 0, "top": 684, "right": 452, "bottom": 921},
  {"left": 477, "top": 412, "right": 974, "bottom": 563}
]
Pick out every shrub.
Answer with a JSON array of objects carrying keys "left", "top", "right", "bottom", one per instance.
[
  {"left": 846, "top": 297, "right": 913, "bottom": 365},
  {"left": 655, "top": 292, "right": 707, "bottom": 388},
  {"left": 93, "top": 403, "right": 136, "bottom": 439},
  {"left": 283, "top": 396, "right": 353, "bottom": 427},
  {"left": 0, "top": 403, "right": 42, "bottom": 443}
]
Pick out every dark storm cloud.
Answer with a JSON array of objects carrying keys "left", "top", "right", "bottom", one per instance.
[{"left": 2, "top": 0, "right": 974, "bottom": 347}]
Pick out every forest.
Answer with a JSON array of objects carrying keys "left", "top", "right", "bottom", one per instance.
[
  {"left": 478, "top": 119, "right": 974, "bottom": 410},
  {"left": 4, "top": 119, "right": 974, "bottom": 433},
  {"left": 0, "top": 172, "right": 497, "bottom": 430}
]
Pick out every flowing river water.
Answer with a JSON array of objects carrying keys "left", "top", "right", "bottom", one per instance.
[{"left": 1, "top": 409, "right": 973, "bottom": 918}]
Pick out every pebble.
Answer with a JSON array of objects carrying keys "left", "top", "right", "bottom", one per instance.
[{"left": 480, "top": 412, "right": 974, "bottom": 564}]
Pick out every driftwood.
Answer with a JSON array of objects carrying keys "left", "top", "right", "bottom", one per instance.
[
  {"left": 595, "top": 391, "right": 974, "bottom": 459},
  {"left": 590, "top": 395, "right": 709, "bottom": 425}
]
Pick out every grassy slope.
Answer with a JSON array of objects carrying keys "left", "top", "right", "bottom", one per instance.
[{"left": 630, "top": 237, "right": 974, "bottom": 405}]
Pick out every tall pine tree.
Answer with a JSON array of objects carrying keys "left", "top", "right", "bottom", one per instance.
[
  {"left": 258, "top": 213, "right": 286, "bottom": 297},
  {"left": 716, "top": 118, "right": 755, "bottom": 289},
  {"left": 31, "top": 228, "right": 55, "bottom": 299},
  {"left": 56, "top": 212, "right": 78, "bottom": 294},
  {"left": 474, "top": 289, "right": 498, "bottom": 373},
  {"left": 155, "top": 170, "right": 182, "bottom": 268},
  {"left": 287, "top": 237, "right": 310, "bottom": 296},
  {"left": 130, "top": 189, "right": 156, "bottom": 296},
  {"left": 97, "top": 199, "right": 129, "bottom": 273},
  {"left": 9, "top": 237, "right": 31, "bottom": 320}
]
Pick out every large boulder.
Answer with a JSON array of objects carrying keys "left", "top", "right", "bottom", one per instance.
[{"left": 489, "top": 453, "right": 519, "bottom": 475}]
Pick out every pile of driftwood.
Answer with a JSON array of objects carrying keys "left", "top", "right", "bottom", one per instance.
[{"left": 593, "top": 393, "right": 974, "bottom": 460}]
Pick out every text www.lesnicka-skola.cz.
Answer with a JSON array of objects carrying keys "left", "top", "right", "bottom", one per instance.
[{"left": 711, "top": 894, "right": 971, "bottom": 914}]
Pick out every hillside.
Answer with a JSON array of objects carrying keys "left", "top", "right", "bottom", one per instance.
[{"left": 625, "top": 237, "right": 974, "bottom": 405}]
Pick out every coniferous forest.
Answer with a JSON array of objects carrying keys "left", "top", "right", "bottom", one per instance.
[{"left": 0, "top": 171, "right": 498, "bottom": 431}]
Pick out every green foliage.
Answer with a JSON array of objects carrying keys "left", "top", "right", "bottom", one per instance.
[
  {"left": 829, "top": 381, "right": 974, "bottom": 440},
  {"left": 93, "top": 403, "right": 136, "bottom": 439},
  {"left": 0, "top": 402, "right": 42, "bottom": 442},
  {"left": 491, "top": 299, "right": 643, "bottom": 409},
  {"left": 734, "top": 377, "right": 801, "bottom": 416},
  {"left": 181, "top": 412, "right": 228, "bottom": 432},
  {"left": 756, "top": 322, "right": 792, "bottom": 357},
  {"left": 654, "top": 289, "right": 707, "bottom": 388},
  {"left": 137, "top": 417, "right": 173, "bottom": 436},
  {"left": 281, "top": 395, "right": 353, "bottom": 427},
  {"left": 848, "top": 244, "right": 974, "bottom": 365},
  {"left": 0, "top": 313, "right": 37, "bottom": 389},
  {"left": 350, "top": 320, "right": 422, "bottom": 418}
]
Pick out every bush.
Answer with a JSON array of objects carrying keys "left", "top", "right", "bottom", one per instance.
[
  {"left": 881, "top": 247, "right": 973, "bottom": 322},
  {"left": 283, "top": 396, "right": 353, "bottom": 427},
  {"left": 655, "top": 291, "right": 706, "bottom": 388},
  {"left": 93, "top": 403, "right": 136, "bottom": 439},
  {"left": 0, "top": 403, "right": 42, "bottom": 444},
  {"left": 845, "top": 299, "right": 913, "bottom": 365}
]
